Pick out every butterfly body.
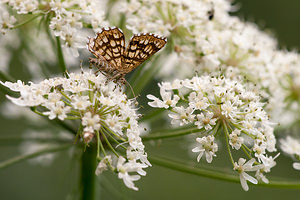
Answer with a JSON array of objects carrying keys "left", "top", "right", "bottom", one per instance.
[{"left": 88, "top": 27, "right": 167, "bottom": 83}]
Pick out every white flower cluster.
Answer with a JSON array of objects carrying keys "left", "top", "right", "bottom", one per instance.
[
  {"left": 147, "top": 75, "right": 278, "bottom": 191},
  {"left": 1, "top": 70, "right": 150, "bottom": 191},
  {"left": 1, "top": 0, "right": 109, "bottom": 56},
  {"left": 119, "top": 0, "right": 300, "bottom": 127},
  {"left": 118, "top": 0, "right": 230, "bottom": 36},
  {"left": 280, "top": 136, "right": 300, "bottom": 170},
  {"left": 0, "top": 4, "right": 16, "bottom": 34}
]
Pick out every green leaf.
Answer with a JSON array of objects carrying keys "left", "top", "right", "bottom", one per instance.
[
  {"left": 149, "top": 155, "right": 300, "bottom": 189},
  {"left": 0, "top": 143, "right": 73, "bottom": 169}
]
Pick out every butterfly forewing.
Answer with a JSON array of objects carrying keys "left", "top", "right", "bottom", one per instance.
[
  {"left": 121, "top": 34, "right": 167, "bottom": 73},
  {"left": 88, "top": 27, "right": 125, "bottom": 70}
]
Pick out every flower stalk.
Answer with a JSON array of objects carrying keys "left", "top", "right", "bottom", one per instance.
[
  {"left": 81, "top": 143, "right": 97, "bottom": 200},
  {"left": 55, "top": 36, "right": 68, "bottom": 78}
]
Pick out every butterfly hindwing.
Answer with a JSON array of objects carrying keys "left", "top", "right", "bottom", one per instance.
[{"left": 121, "top": 34, "right": 167, "bottom": 73}]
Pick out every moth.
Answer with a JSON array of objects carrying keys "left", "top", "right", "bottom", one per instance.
[{"left": 87, "top": 27, "right": 167, "bottom": 83}]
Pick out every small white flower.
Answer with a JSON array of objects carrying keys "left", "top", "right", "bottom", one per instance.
[
  {"left": 13, "top": 0, "right": 38, "bottom": 14},
  {"left": 126, "top": 147, "right": 151, "bottom": 167},
  {"left": 43, "top": 101, "right": 70, "bottom": 120},
  {"left": 234, "top": 158, "right": 260, "bottom": 191},
  {"left": 229, "top": 129, "right": 244, "bottom": 150},
  {"left": 104, "top": 114, "right": 124, "bottom": 135},
  {"left": 82, "top": 112, "right": 101, "bottom": 131},
  {"left": 221, "top": 101, "right": 237, "bottom": 119},
  {"left": 117, "top": 156, "right": 141, "bottom": 191},
  {"left": 0, "top": 10, "right": 16, "bottom": 34},
  {"left": 168, "top": 106, "right": 195, "bottom": 126},
  {"left": 147, "top": 89, "right": 179, "bottom": 109},
  {"left": 192, "top": 135, "right": 218, "bottom": 163},
  {"left": 159, "top": 79, "right": 183, "bottom": 90},
  {"left": 0, "top": 80, "right": 25, "bottom": 92},
  {"left": 188, "top": 92, "right": 209, "bottom": 110},
  {"left": 280, "top": 136, "right": 300, "bottom": 157},
  {"left": 95, "top": 155, "right": 112, "bottom": 176},
  {"left": 194, "top": 112, "right": 217, "bottom": 130},
  {"left": 71, "top": 95, "right": 91, "bottom": 110},
  {"left": 47, "top": 92, "right": 62, "bottom": 105},
  {"left": 49, "top": 15, "right": 65, "bottom": 37},
  {"left": 253, "top": 142, "right": 267, "bottom": 159},
  {"left": 255, "top": 153, "right": 279, "bottom": 183}
]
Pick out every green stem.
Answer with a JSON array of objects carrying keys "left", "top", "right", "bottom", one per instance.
[
  {"left": 30, "top": 107, "right": 77, "bottom": 135},
  {"left": 0, "top": 144, "right": 72, "bottom": 169},
  {"left": 101, "top": 129, "right": 119, "bottom": 157},
  {"left": 101, "top": 122, "right": 126, "bottom": 142},
  {"left": 149, "top": 155, "right": 300, "bottom": 189},
  {"left": 80, "top": 143, "right": 97, "bottom": 200},
  {"left": 55, "top": 36, "right": 68, "bottom": 78},
  {"left": 0, "top": 71, "right": 15, "bottom": 82},
  {"left": 211, "top": 120, "right": 221, "bottom": 136},
  {"left": 95, "top": 130, "right": 101, "bottom": 160},
  {"left": 241, "top": 144, "right": 252, "bottom": 160},
  {"left": 59, "top": 90, "right": 72, "bottom": 102},
  {"left": 0, "top": 71, "right": 19, "bottom": 97},
  {"left": 223, "top": 121, "right": 235, "bottom": 167},
  {"left": 118, "top": 13, "right": 126, "bottom": 30},
  {"left": 0, "top": 135, "right": 72, "bottom": 145},
  {"left": 97, "top": 130, "right": 106, "bottom": 157},
  {"left": 142, "top": 126, "right": 199, "bottom": 141},
  {"left": 139, "top": 108, "right": 165, "bottom": 122},
  {"left": 11, "top": 14, "right": 43, "bottom": 29},
  {"left": 52, "top": 119, "right": 77, "bottom": 135},
  {"left": 0, "top": 83, "right": 18, "bottom": 97},
  {"left": 74, "top": 124, "right": 84, "bottom": 144},
  {"left": 104, "top": 130, "right": 127, "bottom": 150}
]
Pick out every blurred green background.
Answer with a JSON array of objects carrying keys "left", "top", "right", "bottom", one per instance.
[{"left": 1, "top": 0, "right": 300, "bottom": 199}]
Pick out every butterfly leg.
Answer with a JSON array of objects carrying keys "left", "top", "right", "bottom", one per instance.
[
  {"left": 89, "top": 57, "right": 112, "bottom": 73},
  {"left": 110, "top": 72, "right": 126, "bottom": 84}
]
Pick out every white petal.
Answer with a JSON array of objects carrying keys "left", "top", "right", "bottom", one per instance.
[
  {"left": 243, "top": 172, "right": 258, "bottom": 184},
  {"left": 240, "top": 174, "right": 249, "bottom": 191},
  {"left": 192, "top": 146, "right": 201, "bottom": 152},
  {"left": 205, "top": 152, "right": 213, "bottom": 163},
  {"left": 196, "top": 152, "right": 204, "bottom": 162},
  {"left": 146, "top": 94, "right": 157, "bottom": 101},
  {"left": 293, "top": 162, "right": 300, "bottom": 170}
]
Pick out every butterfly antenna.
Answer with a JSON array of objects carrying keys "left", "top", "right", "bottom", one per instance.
[{"left": 125, "top": 79, "right": 137, "bottom": 100}]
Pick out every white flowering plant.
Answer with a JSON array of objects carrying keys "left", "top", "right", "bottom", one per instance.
[{"left": 0, "top": 0, "right": 300, "bottom": 199}]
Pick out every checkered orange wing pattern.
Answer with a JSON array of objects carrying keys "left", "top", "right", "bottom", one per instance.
[
  {"left": 121, "top": 33, "right": 167, "bottom": 73},
  {"left": 88, "top": 27, "right": 125, "bottom": 72},
  {"left": 88, "top": 27, "right": 167, "bottom": 82}
]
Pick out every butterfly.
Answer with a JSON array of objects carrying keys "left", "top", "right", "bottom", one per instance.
[{"left": 87, "top": 27, "right": 167, "bottom": 83}]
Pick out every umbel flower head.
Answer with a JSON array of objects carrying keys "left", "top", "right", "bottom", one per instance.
[
  {"left": 280, "top": 136, "right": 300, "bottom": 170},
  {"left": 147, "top": 74, "right": 278, "bottom": 191},
  {"left": 1, "top": 70, "right": 150, "bottom": 191},
  {"left": 1, "top": 0, "right": 109, "bottom": 56}
]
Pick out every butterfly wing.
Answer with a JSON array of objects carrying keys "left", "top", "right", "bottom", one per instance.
[
  {"left": 121, "top": 33, "right": 167, "bottom": 73},
  {"left": 88, "top": 27, "right": 125, "bottom": 70}
]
